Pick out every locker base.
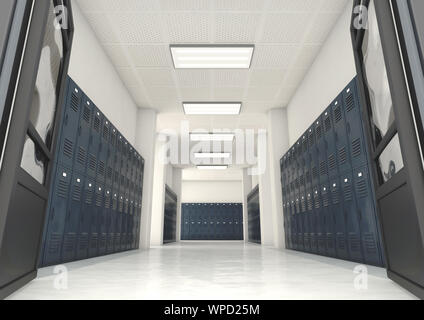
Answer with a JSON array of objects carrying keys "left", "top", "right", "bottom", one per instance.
[
  {"left": 387, "top": 270, "right": 424, "bottom": 300},
  {"left": 0, "top": 270, "right": 37, "bottom": 300}
]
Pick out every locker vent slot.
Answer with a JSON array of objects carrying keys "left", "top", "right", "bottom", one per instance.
[
  {"left": 301, "top": 198, "right": 306, "bottom": 212},
  {"left": 334, "top": 106, "right": 342, "bottom": 123},
  {"left": 364, "top": 233, "right": 377, "bottom": 254},
  {"left": 325, "top": 117, "right": 331, "bottom": 132},
  {"left": 119, "top": 200, "right": 124, "bottom": 212},
  {"left": 316, "top": 125, "right": 322, "bottom": 140},
  {"left": 345, "top": 94, "right": 354, "bottom": 112},
  {"left": 328, "top": 154, "right": 336, "bottom": 171},
  {"left": 307, "top": 196, "right": 313, "bottom": 211},
  {"left": 95, "top": 192, "right": 102, "bottom": 207},
  {"left": 77, "top": 147, "right": 86, "bottom": 165},
  {"left": 337, "top": 233, "right": 346, "bottom": 250},
  {"left": 312, "top": 166, "right": 318, "bottom": 180},
  {"left": 352, "top": 138, "right": 361, "bottom": 158},
  {"left": 72, "top": 185, "right": 81, "bottom": 202},
  {"left": 322, "top": 193, "right": 329, "bottom": 207},
  {"left": 104, "top": 195, "right": 111, "bottom": 209},
  {"left": 349, "top": 233, "right": 361, "bottom": 253},
  {"left": 94, "top": 117, "right": 101, "bottom": 132},
  {"left": 339, "top": 147, "right": 347, "bottom": 164},
  {"left": 309, "top": 133, "right": 314, "bottom": 147},
  {"left": 83, "top": 106, "right": 91, "bottom": 123},
  {"left": 63, "top": 139, "right": 73, "bottom": 158},
  {"left": 343, "top": 185, "right": 353, "bottom": 202},
  {"left": 299, "top": 175, "right": 305, "bottom": 186},
  {"left": 85, "top": 188, "right": 93, "bottom": 205},
  {"left": 326, "top": 234, "right": 334, "bottom": 249},
  {"left": 320, "top": 161, "right": 327, "bottom": 176},
  {"left": 57, "top": 180, "right": 69, "bottom": 198},
  {"left": 90, "top": 234, "right": 98, "bottom": 248},
  {"left": 107, "top": 166, "right": 113, "bottom": 179},
  {"left": 98, "top": 161, "right": 105, "bottom": 176},
  {"left": 103, "top": 125, "right": 109, "bottom": 140},
  {"left": 314, "top": 195, "right": 320, "bottom": 209},
  {"left": 79, "top": 233, "right": 89, "bottom": 250},
  {"left": 64, "top": 233, "right": 76, "bottom": 252},
  {"left": 71, "top": 93, "right": 79, "bottom": 112},
  {"left": 356, "top": 179, "right": 368, "bottom": 198},
  {"left": 332, "top": 188, "right": 340, "bottom": 205},
  {"left": 48, "top": 233, "right": 62, "bottom": 254},
  {"left": 89, "top": 154, "right": 96, "bottom": 172},
  {"left": 113, "top": 197, "right": 118, "bottom": 210}
]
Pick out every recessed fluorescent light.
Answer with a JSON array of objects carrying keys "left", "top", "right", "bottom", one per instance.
[
  {"left": 171, "top": 45, "right": 254, "bottom": 69},
  {"left": 194, "top": 153, "right": 231, "bottom": 159},
  {"left": 190, "top": 133, "right": 235, "bottom": 142},
  {"left": 197, "top": 165, "right": 228, "bottom": 170},
  {"left": 183, "top": 102, "right": 241, "bottom": 115}
]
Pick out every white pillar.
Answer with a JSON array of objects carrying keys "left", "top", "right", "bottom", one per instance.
[
  {"left": 135, "top": 109, "right": 157, "bottom": 249},
  {"left": 242, "top": 169, "right": 252, "bottom": 242},
  {"left": 172, "top": 168, "right": 183, "bottom": 242}
]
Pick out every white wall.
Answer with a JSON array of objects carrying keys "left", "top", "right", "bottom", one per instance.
[
  {"left": 181, "top": 181, "right": 243, "bottom": 203},
  {"left": 242, "top": 169, "right": 252, "bottom": 243},
  {"left": 68, "top": 2, "right": 138, "bottom": 144},
  {"left": 286, "top": 3, "right": 356, "bottom": 146}
]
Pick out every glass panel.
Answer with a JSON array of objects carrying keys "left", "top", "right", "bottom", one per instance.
[
  {"left": 21, "top": 135, "right": 47, "bottom": 184},
  {"left": 29, "top": 1, "right": 64, "bottom": 148},
  {"left": 377, "top": 134, "right": 405, "bottom": 184},
  {"left": 361, "top": 0, "right": 395, "bottom": 146}
]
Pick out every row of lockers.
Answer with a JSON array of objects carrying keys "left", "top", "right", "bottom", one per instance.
[
  {"left": 163, "top": 186, "right": 177, "bottom": 244},
  {"left": 181, "top": 203, "right": 243, "bottom": 241},
  {"left": 247, "top": 186, "right": 261, "bottom": 244},
  {"left": 280, "top": 78, "right": 384, "bottom": 267},
  {"left": 40, "top": 78, "right": 144, "bottom": 266}
]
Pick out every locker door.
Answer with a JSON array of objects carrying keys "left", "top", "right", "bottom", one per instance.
[
  {"left": 115, "top": 194, "right": 124, "bottom": 251},
  {"left": 315, "top": 117, "right": 328, "bottom": 183},
  {"left": 181, "top": 204, "right": 187, "bottom": 240},
  {"left": 107, "top": 192, "right": 118, "bottom": 254},
  {"left": 76, "top": 177, "right": 94, "bottom": 260},
  {"left": 121, "top": 196, "right": 130, "bottom": 250},
  {"left": 96, "top": 116, "right": 109, "bottom": 184},
  {"left": 62, "top": 173, "right": 84, "bottom": 262},
  {"left": 354, "top": 167, "right": 383, "bottom": 266},
  {"left": 42, "top": 166, "right": 71, "bottom": 266},
  {"left": 322, "top": 183, "right": 336, "bottom": 257},
  {"left": 98, "top": 187, "right": 111, "bottom": 256},
  {"left": 341, "top": 173, "right": 363, "bottom": 262},
  {"left": 74, "top": 97, "right": 92, "bottom": 174},
  {"left": 314, "top": 184, "right": 327, "bottom": 256},
  {"left": 343, "top": 80, "right": 367, "bottom": 169},
  {"left": 127, "top": 196, "right": 135, "bottom": 249},
  {"left": 330, "top": 178, "right": 349, "bottom": 260},
  {"left": 332, "top": 95, "right": 351, "bottom": 174},
  {"left": 305, "top": 190, "right": 313, "bottom": 253},
  {"left": 324, "top": 105, "right": 339, "bottom": 179},
  {"left": 56, "top": 81, "right": 82, "bottom": 168},
  {"left": 88, "top": 182, "right": 104, "bottom": 257},
  {"left": 86, "top": 106, "right": 102, "bottom": 179}
]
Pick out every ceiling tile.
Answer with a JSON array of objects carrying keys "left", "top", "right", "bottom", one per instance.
[
  {"left": 166, "top": 13, "right": 210, "bottom": 43},
  {"left": 246, "top": 86, "right": 280, "bottom": 101},
  {"left": 213, "top": 87, "right": 245, "bottom": 100},
  {"left": 160, "top": 0, "right": 211, "bottom": 11},
  {"left": 260, "top": 13, "right": 311, "bottom": 43},
  {"left": 180, "top": 87, "right": 211, "bottom": 100},
  {"left": 127, "top": 45, "right": 171, "bottom": 67},
  {"left": 213, "top": 70, "right": 250, "bottom": 87},
  {"left": 320, "top": 0, "right": 349, "bottom": 13},
  {"left": 103, "top": 45, "right": 131, "bottom": 67},
  {"left": 77, "top": 0, "right": 159, "bottom": 12},
  {"left": 252, "top": 45, "right": 297, "bottom": 69},
  {"left": 175, "top": 70, "right": 211, "bottom": 87},
  {"left": 249, "top": 69, "right": 286, "bottom": 86},
  {"left": 268, "top": 0, "right": 322, "bottom": 12},
  {"left": 214, "top": 0, "right": 265, "bottom": 11},
  {"left": 138, "top": 69, "right": 175, "bottom": 86},
  {"left": 147, "top": 86, "right": 179, "bottom": 101},
  {"left": 215, "top": 13, "right": 261, "bottom": 43},
  {"left": 111, "top": 13, "right": 164, "bottom": 43},
  {"left": 84, "top": 13, "right": 119, "bottom": 43},
  {"left": 304, "top": 13, "right": 341, "bottom": 44}
]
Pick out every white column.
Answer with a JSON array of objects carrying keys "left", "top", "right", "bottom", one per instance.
[
  {"left": 242, "top": 169, "right": 252, "bottom": 242},
  {"left": 135, "top": 109, "right": 157, "bottom": 249},
  {"left": 172, "top": 168, "right": 183, "bottom": 242}
]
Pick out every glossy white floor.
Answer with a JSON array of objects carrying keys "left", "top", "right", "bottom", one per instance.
[{"left": 8, "top": 242, "right": 416, "bottom": 300}]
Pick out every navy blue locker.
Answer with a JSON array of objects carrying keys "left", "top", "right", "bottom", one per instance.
[
  {"left": 42, "top": 166, "right": 72, "bottom": 266},
  {"left": 86, "top": 107, "right": 101, "bottom": 179},
  {"left": 343, "top": 80, "right": 367, "bottom": 169},
  {"left": 283, "top": 201, "right": 291, "bottom": 249},
  {"left": 134, "top": 197, "right": 142, "bottom": 248},
  {"left": 323, "top": 105, "right": 339, "bottom": 178},
  {"left": 121, "top": 195, "right": 130, "bottom": 250},
  {"left": 120, "top": 137, "right": 128, "bottom": 176},
  {"left": 315, "top": 117, "right": 328, "bottom": 183},
  {"left": 332, "top": 95, "right": 351, "bottom": 174},
  {"left": 96, "top": 117, "right": 109, "bottom": 183},
  {"left": 57, "top": 80, "right": 82, "bottom": 168},
  {"left": 98, "top": 187, "right": 111, "bottom": 256},
  {"left": 305, "top": 190, "right": 314, "bottom": 253},
  {"left": 74, "top": 97, "right": 92, "bottom": 174},
  {"left": 88, "top": 182, "right": 104, "bottom": 257},
  {"left": 107, "top": 191, "right": 118, "bottom": 253},
  {"left": 182, "top": 204, "right": 188, "bottom": 240},
  {"left": 114, "top": 194, "right": 124, "bottom": 251},
  {"left": 340, "top": 173, "right": 363, "bottom": 262},
  {"left": 127, "top": 194, "right": 135, "bottom": 250},
  {"left": 353, "top": 167, "right": 383, "bottom": 266},
  {"left": 330, "top": 177, "right": 349, "bottom": 260},
  {"left": 314, "top": 184, "right": 327, "bottom": 256},
  {"left": 236, "top": 204, "right": 243, "bottom": 240},
  {"left": 62, "top": 173, "right": 84, "bottom": 262},
  {"left": 75, "top": 177, "right": 94, "bottom": 260},
  {"left": 308, "top": 126, "right": 320, "bottom": 187},
  {"left": 321, "top": 182, "right": 336, "bottom": 257}
]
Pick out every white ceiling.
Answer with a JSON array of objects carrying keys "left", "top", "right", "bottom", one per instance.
[{"left": 77, "top": 0, "right": 348, "bottom": 115}]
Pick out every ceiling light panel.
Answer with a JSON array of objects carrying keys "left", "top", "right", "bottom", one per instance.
[
  {"left": 171, "top": 45, "right": 254, "bottom": 69},
  {"left": 194, "top": 153, "right": 231, "bottom": 159},
  {"left": 190, "top": 133, "right": 235, "bottom": 142},
  {"left": 197, "top": 165, "right": 228, "bottom": 170},
  {"left": 183, "top": 102, "right": 241, "bottom": 115}
]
